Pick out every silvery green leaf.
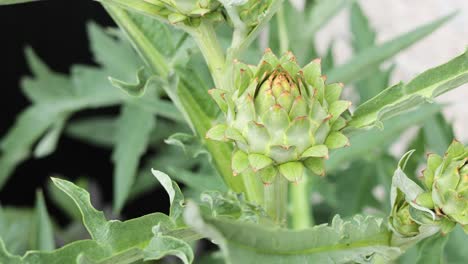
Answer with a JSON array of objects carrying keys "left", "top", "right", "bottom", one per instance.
[
  {"left": 185, "top": 202, "right": 403, "bottom": 263},
  {"left": 0, "top": 0, "right": 40, "bottom": 5},
  {"left": 151, "top": 169, "right": 185, "bottom": 222},
  {"left": 112, "top": 103, "right": 155, "bottom": 213},
  {"left": 348, "top": 49, "right": 468, "bottom": 129},
  {"left": 144, "top": 233, "right": 194, "bottom": 264},
  {"left": 34, "top": 191, "right": 55, "bottom": 251}
]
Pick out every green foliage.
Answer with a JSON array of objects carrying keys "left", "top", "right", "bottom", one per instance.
[
  {"left": 186, "top": 201, "right": 401, "bottom": 263},
  {"left": 348, "top": 49, "right": 468, "bottom": 129},
  {"left": 0, "top": 0, "right": 39, "bottom": 5},
  {"left": 112, "top": 103, "right": 155, "bottom": 212},
  {"left": 0, "top": 175, "right": 195, "bottom": 263},
  {"left": 0, "top": 0, "right": 467, "bottom": 263}
]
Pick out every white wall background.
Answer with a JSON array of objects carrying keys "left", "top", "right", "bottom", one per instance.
[{"left": 293, "top": 0, "right": 467, "bottom": 142}]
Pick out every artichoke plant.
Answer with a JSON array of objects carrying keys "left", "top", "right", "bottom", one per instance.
[
  {"left": 206, "top": 50, "right": 351, "bottom": 184},
  {"left": 417, "top": 140, "right": 468, "bottom": 233}
]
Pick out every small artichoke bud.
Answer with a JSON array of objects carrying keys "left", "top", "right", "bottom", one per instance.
[
  {"left": 206, "top": 50, "right": 351, "bottom": 183},
  {"left": 430, "top": 140, "right": 467, "bottom": 230},
  {"left": 390, "top": 199, "right": 420, "bottom": 237},
  {"left": 236, "top": 0, "right": 273, "bottom": 28},
  {"left": 142, "top": 0, "right": 223, "bottom": 25}
]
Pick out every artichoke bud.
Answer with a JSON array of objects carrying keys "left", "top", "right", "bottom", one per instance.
[
  {"left": 430, "top": 140, "right": 467, "bottom": 230},
  {"left": 390, "top": 196, "right": 420, "bottom": 237},
  {"left": 142, "top": 0, "right": 223, "bottom": 25},
  {"left": 224, "top": 0, "right": 273, "bottom": 29},
  {"left": 206, "top": 50, "right": 351, "bottom": 183}
]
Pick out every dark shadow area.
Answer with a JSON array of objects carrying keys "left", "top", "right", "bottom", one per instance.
[{"left": 0, "top": 1, "right": 169, "bottom": 224}]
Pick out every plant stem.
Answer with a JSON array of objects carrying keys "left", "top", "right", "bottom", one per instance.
[
  {"left": 264, "top": 175, "right": 288, "bottom": 226},
  {"left": 241, "top": 170, "right": 264, "bottom": 206},
  {"left": 191, "top": 21, "right": 227, "bottom": 90},
  {"left": 103, "top": 5, "right": 245, "bottom": 192},
  {"left": 276, "top": 7, "right": 289, "bottom": 53},
  {"left": 291, "top": 175, "right": 313, "bottom": 229}
]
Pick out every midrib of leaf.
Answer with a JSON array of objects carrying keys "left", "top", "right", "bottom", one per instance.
[{"left": 225, "top": 236, "right": 390, "bottom": 256}]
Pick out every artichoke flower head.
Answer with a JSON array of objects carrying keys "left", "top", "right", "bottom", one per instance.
[
  {"left": 207, "top": 50, "right": 351, "bottom": 184},
  {"left": 416, "top": 140, "right": 468, "bottom": 232}
]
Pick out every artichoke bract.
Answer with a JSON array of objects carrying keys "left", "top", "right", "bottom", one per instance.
[
  {"left": 417, "top": 140, "right": 468, "bottom": 232},
  {"left": 206, "top": 50, "right": 351, "bottom": 184}
]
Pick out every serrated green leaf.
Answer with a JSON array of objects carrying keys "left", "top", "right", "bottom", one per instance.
[
  {"left": 165, "top": 133, "right": 209, "bottom": 159},
  {"left": 109, "top": 67, "right": 151, "bottom": 96},
  {"left": 129, "top": 144, "right": 199, "bottom": 200},
  {"left": 33, "top": 115, "right": 68, "bottom": 158},
  {"left": 66, "top": 117, "right": 117, "bottom": 148},
  {"left": 0, "top": 0, "right": 39, "bottom": 6},
  {"left": 0, "top": 24, "right": 138, "bottom": 189},
  {"left": 34, "top": 191, "right": 55, "bottom": 251},
  {"left": 151, "top": 170, "right": 184, "bottom": 222},
  {"left": 87, "top": 21, "right": 140, "bottom": 79},
  {"left": 350, "top": 2, "right": 375, "bottom": 52},
  {"left": 46, "top": 178, "right": 87, "bottom": 221},
  {"left": 306, "top": 0, "right": 356, "bottom": 37},
  {"left": 185, "top": 202, "right": 403, "bottom": 263},
  {"left": 144, "top": 233, "right": 193, "bottom": 264},
  {"left": 0, "top": 207, "right": 35, "bottom": 255},
  {"left": 21, "top": 47, "right": 75, "bottom": 102},
  {"left": 349, "top": 2, "right": 394, "bottom": 102},
  {"left": 48, "top": 178, "right": 178, "bottom": 261},
  {"left": 112, "top": 103, "right": 155, "bottom": 213},
  {"left": 348, "top": 50, "right": 467, "bottom": 129},
  {"left": 328, "top": 12, "right": 455, "bottom": 84},
  {"left": 0, "top": 105, "right": 62, "bottom": 189},
  {"left": 167, "top": 165, "right": 227, "bottom": 193}
]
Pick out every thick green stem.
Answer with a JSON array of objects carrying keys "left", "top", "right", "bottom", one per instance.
[
  {"left": 264, "top": 176, "right": 288, "bottom": 226},
  {"left": 291, "top": 175, "right": 313, "bottom": 229},
  {"left": 241, "top": 171, "right": 264, "bottom": 206},
  {"left": 191, "top": 21, "right": 227, "bottom": 90}
]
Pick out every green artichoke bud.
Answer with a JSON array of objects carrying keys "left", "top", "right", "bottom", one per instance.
[
  {"left": 418, "top": 140, "right": 467, "bottom": 231},
  {"left": 217, "top": 0, "right": 273, "bottom": 29},
  {"left": 206, "top": 50, "right": 351, "bottom": 183},
  {"left": 390, "top": 194, "right": 420, "bottom": 237},
  {"left": 142, "top": 0, "right": 223, "bottom": 25},
  {"left": 236, "top": 0, "right": 273, "bottom": 28}
]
